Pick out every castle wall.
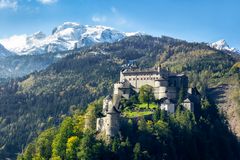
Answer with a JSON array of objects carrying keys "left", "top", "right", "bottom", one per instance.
[
  {"left": 167, "top": 87, "right": 177, "bottom": 100},
  {"left": 160, "top": 103, "right": 175, "bottom": 113},
  {"left": 96, "top": 118, "right": 105, "bottom": 132},
  {"left": 105, "top": 113, "right": 120, "bottom": 137},
  {"left": 114, "top": 83, "right": 124, "bottom": 95},
  {"left": 154, "top": 87, "right": 168, "bottom": 99},
  {"left": 96, "top": 68, "right": 194, "bottom": 139},
  {"left": 96, "top": 113, "right": 120, "bottom": 137},
  {"left": 121, "top": 73, "right": 161, "bottom": 89},
  {"left": 182, "top": 102, "right": 194, "bottom": 112},
  {"left": 113, "top": 83, "right": 131, "bottom": 100},
  {"left": 120, "top": 70, "right": 182, "bottom": 101}
]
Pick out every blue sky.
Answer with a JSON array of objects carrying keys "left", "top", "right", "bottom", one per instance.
[{"left": 0, "top": 0, "right": 240, "bottom": 48}]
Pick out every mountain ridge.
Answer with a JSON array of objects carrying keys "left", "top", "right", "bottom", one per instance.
[
  {"left": 210, "top": 39, "right": 239, "bottom": 53},
  {"left": 0, "top": 43, "right": 14, "bottom": 57},
  {"left": 0, "top": 22, "right": 139, "bottom": 56},
  {"left": 2, "top": 22, "right": 239, "bottom": 57}
]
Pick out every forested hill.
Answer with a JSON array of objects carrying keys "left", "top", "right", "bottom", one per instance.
[{"left": 0, "top": 35, "right": 239, "bottom": 159}]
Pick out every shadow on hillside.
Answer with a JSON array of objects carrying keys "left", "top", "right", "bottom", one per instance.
[{"left": 208, "top": 84, "right": 229, "bottom": 104}]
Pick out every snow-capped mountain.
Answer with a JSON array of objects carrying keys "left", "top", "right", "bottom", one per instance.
[
  {"left": 210, "top": 39, "right": 239, "bottom": 53},
  {"left": 0, "top": 22, "right": 137, "bottom": 55},
  {"left": 0, "top": 43, "right": 14, "bottom": 57}
]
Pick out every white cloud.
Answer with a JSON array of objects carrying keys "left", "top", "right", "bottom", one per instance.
[
  {"left": 92, "top": 15, "right": 107, "bottom": 23},
  {"left": 37, "top": 0, "right": 58, "bottom": 5},
  {"left": 0, "top": 0, "right": 17, "bottom": 9}
]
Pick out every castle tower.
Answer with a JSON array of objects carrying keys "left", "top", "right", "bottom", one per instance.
[
  {"left": 105, "top": 105, "right": 120, "bottom": 137},
  {"left": 154, "top": 76, "right": 168, "bottom": 99},
  {"left": 181, "top": 98, "right": 194, "bottom": 112},
  {"left": 157, "top": 64, "right": 161, "bottom": 72},
  {"left": 120, "top": 69, "right": 125, "bottom": 82},
  {"left": 102, "top": 95, "right": 112, "bottom": 115}
]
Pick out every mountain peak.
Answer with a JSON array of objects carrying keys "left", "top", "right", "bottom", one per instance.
[
  {"left": 28, "top": 31, "right": 46, "bottom": 40},
  {"left": 210, "top": 39, "right": 239, "bottom": 53},
  {"left": 54, "top": 22, "right": 82, "bottom": 33},
  {"left": 0, "top": 22, "right": 133, "bottom": 55},
  {"left": 211, "top": 39, "right": 229, "bottom": 49}
]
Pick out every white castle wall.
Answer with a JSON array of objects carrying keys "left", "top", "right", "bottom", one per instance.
[
  {"left": 105, "top": 113, "right": 120, "bottom": 137},
  {"left": 160, "top": 102, "right": 175, "bottom": 113},
  {"left": 121, "top": 73, "right": 160, "bottom": 89},
  {"left": 96, "top": 113, "right": 120, "bottom": 137},
  {"left": 120, "top": 71, "right": 177, "bottom": 100},
  {"left": 96, "top": 67, "right": 191, "bottom": 138},
  {"left": 182, "top": 101, "right": 194, "bottom": 112}
]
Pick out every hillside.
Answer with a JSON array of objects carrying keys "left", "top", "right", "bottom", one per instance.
[
  {"left": 0, "top": 35, "right": 239, "bottom": 159},
  {"left": 19, "top": 96, "right": 240, "bottom": 160},
  {"left": 0, "top": 49, "right": 81, "bottom": 78}
]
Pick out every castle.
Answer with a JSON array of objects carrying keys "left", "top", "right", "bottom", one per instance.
[{"left": 96, "top": 66, "right": 200, "bottom": 138}]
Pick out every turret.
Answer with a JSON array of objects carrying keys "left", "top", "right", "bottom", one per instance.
[
  {"left": 120, "top": 69, "right": 125, "bottom": 82},
  {"left": 102, "top": 95, "right": 112, "bottom": 115},
  {"left": 157, "top": 64, "right": 161, "bottom": 72},
  {"left": 105, "top": 105, "right": 120, "bottom": 137}
]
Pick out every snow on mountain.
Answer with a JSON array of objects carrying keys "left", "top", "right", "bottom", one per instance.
[
  {"left": 124, "top": 32, "right": 143, "bottom": 37},
  {"left": 0, "top": 22, "right": 136, "bottom": 55},
  {"left": 210, "top": 39, "right": 239, "bottom": 53},
  {"left": 0, "top": 43, "right": 14, "bottom": 57}
]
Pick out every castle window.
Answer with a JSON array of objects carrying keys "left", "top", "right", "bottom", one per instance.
[
  {"left": 137, "top": 78, "right": 139, "bottom": 80},
  {"left": 129, "top": 78, "right": 131, "bottom": 81},
  {"left": 133, "top": 78, "right": 135, "bottom": 80}
]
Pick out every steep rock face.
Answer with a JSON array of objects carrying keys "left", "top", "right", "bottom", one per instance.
[
  {"left": 210, "top": 85, "right": 240, "bottom": 138},
  {"left": 0, "top": 22, "right": 130, "bottom": 55}
]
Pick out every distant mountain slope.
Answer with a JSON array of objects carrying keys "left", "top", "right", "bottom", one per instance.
[
  {"left": 0, "top": 43, "right": 14, "bottom": 57},
  {"left": 0, "top": 22, "right": 135, "bottom": 56},
  {"left": 0, "top": 49, "right": 79, "bottom": 78},
  {"left": 0, "top": 35, "right": 239, "bottom": 159}
]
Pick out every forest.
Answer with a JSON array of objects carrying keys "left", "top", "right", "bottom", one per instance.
[
  {"left": 19, "top": 91, "right": 240, "bottom": 160},
  {"left": 0, "top": 35, "right": 239, "bottom": 159}
]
